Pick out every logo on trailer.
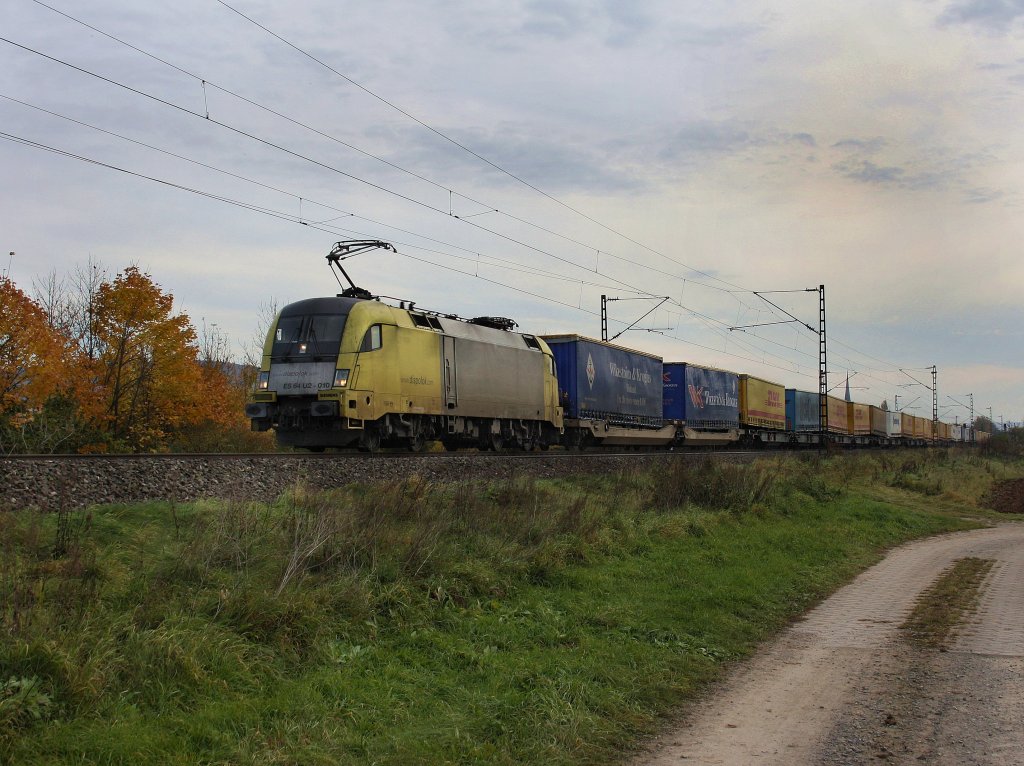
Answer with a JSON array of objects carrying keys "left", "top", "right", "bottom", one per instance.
[
  {"left": 586, "top": 353, "right": 596, "bottom": 390},
  {"left": 688, "top": 384, "right": 706, "bottom": 409}
]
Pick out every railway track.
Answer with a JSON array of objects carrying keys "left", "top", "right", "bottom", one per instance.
[
  {"left": 0, "top": 448, "right": 769, "bottom": 461},
  {"left": 0, "top": 448, "right": 771, "bottom": 513}
]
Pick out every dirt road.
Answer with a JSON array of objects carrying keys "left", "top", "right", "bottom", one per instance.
[{"left": 633, "top": 524, "right": 1024, "bottom": 765}]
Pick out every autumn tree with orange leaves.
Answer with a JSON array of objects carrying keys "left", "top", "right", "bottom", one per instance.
[
  {"left": 0, "top": 277, "right": 85, "bottom": 453},
  {"left": 81, "top": 266, "right": 206, "bottom": 449},
  {"left": 0, "top": 276, "right": 67, "bottom": 412},
  {"left": 1, "top": 264, "right": 268, "bottom": 454}
]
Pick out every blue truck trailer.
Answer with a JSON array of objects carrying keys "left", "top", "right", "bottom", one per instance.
[
  {"left": 785, "top": 389, "right": 819, "bottom": 432},
  {"left": 663, "top": 362, "right": 741, "bottom": 446},
  {"left": 662, "top": 363, "right": 740, "bottom": 429},
  {"left": 541, "top": 335, "right": 674, "bottom": 447}
]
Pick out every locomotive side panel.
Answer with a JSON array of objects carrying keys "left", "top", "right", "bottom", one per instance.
[
  {"left": 443, "top": 335, "right": 549, "bottom": 420},
  {"left": 335, "top": 303, "right": 443, "bottom": 422}
]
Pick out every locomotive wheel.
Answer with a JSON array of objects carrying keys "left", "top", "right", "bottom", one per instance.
[
  {"left": 407, "top": 432, "right": 427, "bottom": 452},
  {"left": 487, "top": 432, "right": 503, "bottom": 452},
  {"left": 520, "top": 431, "right": 535, "bottom": 452},
  {"left": 358, "top": 427, "right": 381, "bottom": 453}
]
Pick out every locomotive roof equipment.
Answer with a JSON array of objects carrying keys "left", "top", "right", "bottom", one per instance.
[{"left": 326, "top": 239, "right": 397, "bottom": 299}]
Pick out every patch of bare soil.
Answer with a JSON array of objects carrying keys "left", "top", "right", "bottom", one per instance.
[
  {"left": 630, "top": 525, "right": 1024, "bottom": 766},
  {"left": 982, "top": 479, "right": 1024, "bottom": 514}
]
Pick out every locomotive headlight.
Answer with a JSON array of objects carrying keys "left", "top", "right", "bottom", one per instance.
[
  {"left": 257, "top": 371, "right": 270, "bottom": 391},
  {"left": 298, "top": 342, "right": 308, "bottom": 354},
  {"left": 334, "top": 368, "right": 350, "bottom": 388}
]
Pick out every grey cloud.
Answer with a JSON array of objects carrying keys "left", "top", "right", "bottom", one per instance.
[
  {"left": 600, "top": 1, "right": 655, "bottom": 47},
  {"left": 445, "top": 0, "right": 656, "bottom": 51},
  {"left": 833, "top": 149, "right": 1005, "bottom": 204},
  {"left": 471, "top": 134, "right": 647, "bottom": 193},
  {"left": 372, "top": 122, "right": 646, "bottom": 195},
  {"left": 835, "top": 159, "right": 906, "bottom": 185},
  {"left": 832, "top": 137, "right": 887, "bottom": 154},
  {"left": 964, "top": 187, "right": 1005, "bottom": 204},
  {"left": 521, "top": 0, "right": 589, "bottom": 40},
  {"left": 938, "top": 0, "right": 1024, "bottom": 30},
  {"left": 666, "top": 21, "right": 764, "bottom": 48},
  {"left": 658, "top": 120, "right": 753, "bottom": 161},
  {"left": 656, "top": 122, "right": 818, "bottom": 165}
]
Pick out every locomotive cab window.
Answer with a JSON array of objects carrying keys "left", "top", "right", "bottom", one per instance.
[
  {"left": 275, "top": 316, "right": 304, "bottom": 344},
  {"left": 523, "top": 335, "right": 541, "bottom": 351},
  {"left": 360, "top": 324, "right": 383, "bottom": 352}
]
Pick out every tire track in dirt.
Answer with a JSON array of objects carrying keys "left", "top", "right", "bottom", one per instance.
[{"left": 631, "top": 524, "right": 1024, "bottom": 766}]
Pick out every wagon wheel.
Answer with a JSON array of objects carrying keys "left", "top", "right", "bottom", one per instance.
[
  {"left": 487, "top": 431, "right": 504, "bottom": 452},
  {"left": 562, "top": 428, "right": 585, "bottom": 451},
  {"left": 358, "top": 426, "right": 381, "bottom": 453}
]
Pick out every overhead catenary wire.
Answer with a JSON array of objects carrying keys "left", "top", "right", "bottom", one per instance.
[
  {"left": 0, "top": 128, "right": 816, "bottom": 379},
  {"left": 3, "top": 91, "right": 804, "bottom": 370},
  {"left": 7, "top": 10, "right": 933, "bottom": 391},
  {"left": 2, "top": 91, "right": 782, "bottom": 360},
  {"left": 0, "top": 92, "right": 646, "bottom": 296},
  {"left": 211, "top": 0, "right": 751, "bottom": 293},
  {"left": 0, "top": 35, "right": 680, "bottom": 303},
  {"left": 23, "top": 0, "right": 753, "bottom": 301},
  {"left": 11, "top": 2, "right": 827, "bottom": 349}
]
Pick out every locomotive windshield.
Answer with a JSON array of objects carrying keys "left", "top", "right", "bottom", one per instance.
[
  {"left": 271, "top": 312, "right": 349, "bottom": 360},
  {"left": 270, "top": 296, "right": 365, "bottom": 361}
]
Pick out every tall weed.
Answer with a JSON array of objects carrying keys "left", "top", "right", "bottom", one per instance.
[{"left": 649, "top": 457, "right": 776, "bottom": 513}]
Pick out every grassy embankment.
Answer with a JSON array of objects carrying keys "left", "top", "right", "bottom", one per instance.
[{"left": 1, "top": 450, "right": 1020, "bottom": 765}]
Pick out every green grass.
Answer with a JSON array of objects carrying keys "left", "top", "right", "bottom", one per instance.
[
  {"left": 901, "top": 557, "right": 995, "bottom": 648},
  {"left": 1, "top": 451, "right": 1016, "bottom": 765}
]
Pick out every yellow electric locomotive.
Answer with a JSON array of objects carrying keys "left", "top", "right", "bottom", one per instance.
[{"left": 246, "top": 295, "right": 563, "bottom": 451}]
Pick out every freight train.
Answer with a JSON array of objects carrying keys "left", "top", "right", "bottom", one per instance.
[{"left": 246, "top": 245, "right": 975, "bottom": 452}]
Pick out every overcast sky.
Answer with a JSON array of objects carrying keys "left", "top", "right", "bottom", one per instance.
[{"left": 2, "top": 0, "right": 1022, "bottom": 425}]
